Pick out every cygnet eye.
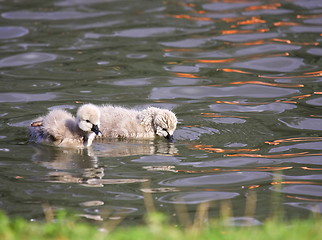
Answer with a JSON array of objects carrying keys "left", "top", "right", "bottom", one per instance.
[
  {"left": 162, "top": 128, "right": 167, "bottom": 131},
  {"left": 86, "top": 120, "right": 91, "bottom": 123}
]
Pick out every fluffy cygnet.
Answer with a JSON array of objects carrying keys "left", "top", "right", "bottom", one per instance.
[
  {"left": 29, "top": 104, "right": 101, "bottom": 148},
  {"left": 98, "top": 105, "right": 177, "bottom": 142}
]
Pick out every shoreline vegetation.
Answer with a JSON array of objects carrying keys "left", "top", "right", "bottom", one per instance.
[
  {"left": 0, "top": 210, "right": 321, "bottom": 240},
  {"left": 1, "top": 180, "right": 322, "bottom": 239}
]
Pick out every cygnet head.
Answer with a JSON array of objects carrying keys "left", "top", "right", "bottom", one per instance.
[
  {"left": 153, "top": 108, "right": 177, "bottom": 142},
  {"left": 77, "top": 104, "right": 101, "bottom": 136}
]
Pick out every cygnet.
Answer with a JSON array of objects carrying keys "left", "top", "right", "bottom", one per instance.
[
  {"left": 98, "top": 105, "right": 177, "bottom": 142},
  {"left": 29, "top": 104, "right": 101, "bottom": 148}
]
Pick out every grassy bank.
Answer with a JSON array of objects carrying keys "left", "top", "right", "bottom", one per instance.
[{"left": 0, "top": 211, "right": 321, "bottom": 240}]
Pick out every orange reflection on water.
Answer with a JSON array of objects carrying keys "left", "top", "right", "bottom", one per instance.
[
  {"left": 220, "top": 68, "right": 253, "bottom": 74},
  {"left": 260, "top": 72, "right": 322, "bottom": 79},
  {"left": 220, "top": 68, "right": 322, "bottom": 80},
  {"left": 286, "top": 195, "right": 322, "bottom": 201},
  {"left": 265, "top": 137, "right": 322, "bottom": 146},
  {"left": 221, "top": 16, "right": 245, "bottom": 23},
  {"left": 256, "top": 166, "right": 293, "bottom": 171},
  {"left": 272, "top": 38, "right": 319, "bottom": 46},
  {"left": 226, "top": 152, "right": 322, "bottom": 158},
  {"left": 301, "top": 167, "right": 322, "bottom": 171},
  {"left": 214, "top": 100, "right": 280, "bottom": 106},
  {"left": 237, "top": 16, "right": 266, "bottom": 25},
  {"left": 305, "top": 71, "right": 322, "bottom": 76},
  {"left": 174, "top": 73, "right": 200, "bottom": 78},
  {"left": 200, "top": 112, "right": 223, "bottom": 118},
  {"left": 272, "top": 38, "right": 292, "bottom": 44},
  {"left": 214, "top": 100, "right": 246, "bottom": 105},
  {"left": 176, "top": 166, "right": 292, "bottom": 174},
  {"left": 196, "top": 58, "right": 235, "bottom": 63},
  {"left": 245, "top": 3, "right": 281, "bottom": 11},
  {"left": 236, "top": 40, "right": 266, "bottom": 46},
  {"left": 292, "top": 94, "right": 312, "bottom": 99},
  {"left": 296, "top": 14, "right": 322, "bottom": 19},
  {"left": 192, "top": 144, "right": 259, "bottom": 154},
  {"left": 275, "top": 99, "right": 298, "bottom": 104},
  {"left": 170, "top": 14, "right": 214, "bottom": 22},
  {"left": 221, "top": 29, "right": 252, "bottom": 35},
  {"left": 221, "top": 28, "right": 269, "bottom": 35},
  {"left": 175, "top": 168, "right": 246, "bottom": 174},
  {"left": 228, "top": 80, "right": 304, "bottom": 88},
  {"left": 273, "top": 21, "right": 300, "bottom": 27},
  {"left": 271, "top": 181, "right": 318, "bottom": 185},
  {"left": 221, "top": 66, "right": 318, "bottom": 79},
  {"left": 310, "top": 115, "right": 322, "bottom": 118}
]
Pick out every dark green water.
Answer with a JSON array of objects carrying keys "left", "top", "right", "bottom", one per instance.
[{"left": 1, "top": 0, "right": 322, "bottom": 225}]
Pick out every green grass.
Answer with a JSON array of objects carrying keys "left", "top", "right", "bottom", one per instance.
[{"left": 0, "top": 211, "right": 322, "bottom": 240}]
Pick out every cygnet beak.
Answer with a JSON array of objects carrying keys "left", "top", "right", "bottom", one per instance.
[
  {"left": 91, "top": 124, "right": 102, "bottom": 136},
  {"left": 165, "top": 133, "right": 174, "bottom": 142}
]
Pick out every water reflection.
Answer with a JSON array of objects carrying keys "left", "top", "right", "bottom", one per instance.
[
  {"left": 160, "top": 172, "right": 272, "bottom": 187},
  {"left": 210, "top": 102, "right": 296, "bottom": 114},
  {"left": 31, "top": 145, "right": 104, "bottom": 184},
  {"left": 0, "top": 93, "right": 57, "bottom": 102},
  {"left": 150, "top": 85, "right": 299, "bottom": 100},
  {"left": 271, "top": 185, "right": 322, "bottom": 198},
  {"left": 158, "top": 191, "right": 239, "bottom": 204},
  {"left": 2, "top": 10, "right": 110, "bottom": 20},
  {"left": 279, "top": 117, "right": 322, "bottom": 131},
  {"left": 269, "top": 142, "right": 322, "bottom": 153},
  {"left": 232, "top": 56, "right": 305, "bottom": 73},
  {"left": 31, "top": 139, "right": 178, "bottom": 185},
  {"left": 93, "top": 140, "right": 178, "bottom": 157},
  {"left": 214, "top": 32, "right": 279, "bottom": 43},
  {"left": 0, "top": 26, "right": 29, "bottom": 39},
  {"left": 0, "top": 52, "right": 57, "bottom": 68},
  {"left": 287, "top": 202, "right": 322, "bottom": 214}
]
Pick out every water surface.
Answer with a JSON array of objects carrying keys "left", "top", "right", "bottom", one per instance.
[{"left": 1, "top": 0, "right": 322, "bottom": 225}]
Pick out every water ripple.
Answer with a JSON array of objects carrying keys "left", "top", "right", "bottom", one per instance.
[
  {"left": 2, "top": 10, "right": 111, "bottom": 20},
  {"left": 210, "top": 102, "right": 296, "bottom": 114},
  {"left": 232, "top": 57, "right": 305, "bottom": 72},
  {"left": 180, "top": 157, "right": 276, "bottom": 168},
  {"left": 132, "top": 155, "right": 181, "bottom": 164},
  {"left": 306, "top": 97, "right": 322, "bottom": 106},
  {"left": 0, "top": 52, "right": 57, "bottom": 68},
  {"left": 286, "top": 202, "right": 322, "bottom": 214},
  {"left": 214, "top": 32, "right": 279, "bottom": 43},
  {"left": 158, "top": 191, "right": 239, "bottom": 204},
  {"left": 160, "top": 172, "right": 271, "bottom": 187},
  {"left": 269, "top": 142, "right": 322, "bottom": 153},
  {"left": 0, "top": 92, "right": 57, "bottom": 103},
  {"left": 232, "top": 44, "right": 301, "bottom": 57},
  {"left": 150, "top": 85, "right": 299, "bottom": 100},
  {"left": 279, "top": 117, "right": 322, "bottom": 131},
  {"left": 271, "top": 185, "right": 322, "bottom": 198},
  {"left": 115, "top": 27, "right": 177, "bottom": 38},
  {"left": 0, "top": 26, "right": 29, "bottom": 39},
  {"left": 307, "top": 48, "right": 322, "bottom": 56},
  {"left": 288, "top": 26, "right": 322, "bottom": 33}
]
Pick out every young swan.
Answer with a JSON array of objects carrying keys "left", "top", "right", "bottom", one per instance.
[
  {"left": 98, "top": 105, "right": 177, "bottom": 142},
  {"left": 29, "top": 104, "right": 101, "bottom": 148}
]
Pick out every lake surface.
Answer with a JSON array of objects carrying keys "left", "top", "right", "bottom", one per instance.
[{"left": 1, "top": 0, "right": 322, "bottom": 226}]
